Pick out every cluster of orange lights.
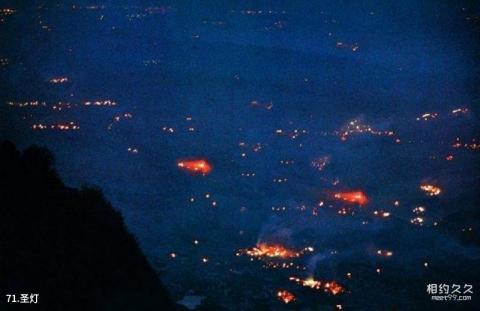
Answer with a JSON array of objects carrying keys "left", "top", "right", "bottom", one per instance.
[
  {"left": 9, "top": 39, "right": 468, "bottom": 307},
  {"left": 337, "top": 119, "right": 395, "bottom": 141},
  {"left": 289, "top": 277, "right": 344, "bottom": 295},
  {"left": 452, "top": 138, "right": 480, "bottom": 150},
  {"left": 420, "top": 184, "right": 441, "bottom": 196},
  {"left": 276, "top": 290, "right": 295, "bottom": 304},
  {"left": 240, "top": 243, "right": 314, "bottom": 259},
  {"left": 32, "top": 122, "right": 80, "bottom": 131},
  {"left": 237, "top": 243, "right": 315, "bottom": 261},
  {"left": 275, "top": 276, "right": 345, "bottom": 304},
  {"left": 333, "top": 191, "right": 368, "bottom": 205},
  {"left": 177, "top": 159, "right": 212, "bottom": 175}
]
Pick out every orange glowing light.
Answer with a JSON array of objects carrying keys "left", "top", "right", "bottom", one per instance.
[
  {"left": 246, "top": 244, "right": 298, "bottom": 259},
  {"left": 289, "top": 277, "right": 344, "bottom": 295},
  {"left": 324, "top": 281, "right": 344, "bottom": 295},
  {"left": 239, "top": 243, "right": 314, "bottom": 260},
  {"left": 177, "top": 159, "right": 212, "bottom": 175},
  {"left": 420, "top": 184, "right": 441, "bottom": 196},
  {"left": 333, "top": 191, "right": 368, "bottom": 205},
  {"left": 289, "top": 276, "right": 321, "bottom": 289},
  {"left": 277, "top": 290, "right": 295, "bottom": 304}
]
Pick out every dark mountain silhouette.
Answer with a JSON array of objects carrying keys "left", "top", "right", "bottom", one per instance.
[{"left": 0, "top": 141, "right": 181, "bottom": 310}]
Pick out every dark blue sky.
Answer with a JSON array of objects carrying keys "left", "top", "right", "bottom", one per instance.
[{"left": 1, "top": 1, "right": 479, "bottom": 310}]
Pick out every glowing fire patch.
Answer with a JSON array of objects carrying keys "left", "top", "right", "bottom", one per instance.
[
  {"left": 420, "top": 184, "right": 441, "bottom": 196},
  {"left": 289, "top": 277, "right": 344, "bottom": 295},
  {"left": 238, "top": 243, "right": 314, "bottom": 260},
  {"left": 277, "top": 290, "right": 295, "bottom": 304},
  {"left": 246, "top": 244, "right": 297, "bottom": 258},
  {"left": 177, "top": 159, "right": 212, "bottom": 175},
  {"left": 333, "top": 191, "right": 368, "bottom": 205}
]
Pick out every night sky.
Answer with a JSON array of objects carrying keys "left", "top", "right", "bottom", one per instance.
[{"left": 1, "top": 1, "right": 479, "bottom": 310}]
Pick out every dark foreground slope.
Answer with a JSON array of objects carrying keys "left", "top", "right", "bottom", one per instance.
[{"left": 0, "top": 141, "right": 179, "bottom": 310}]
